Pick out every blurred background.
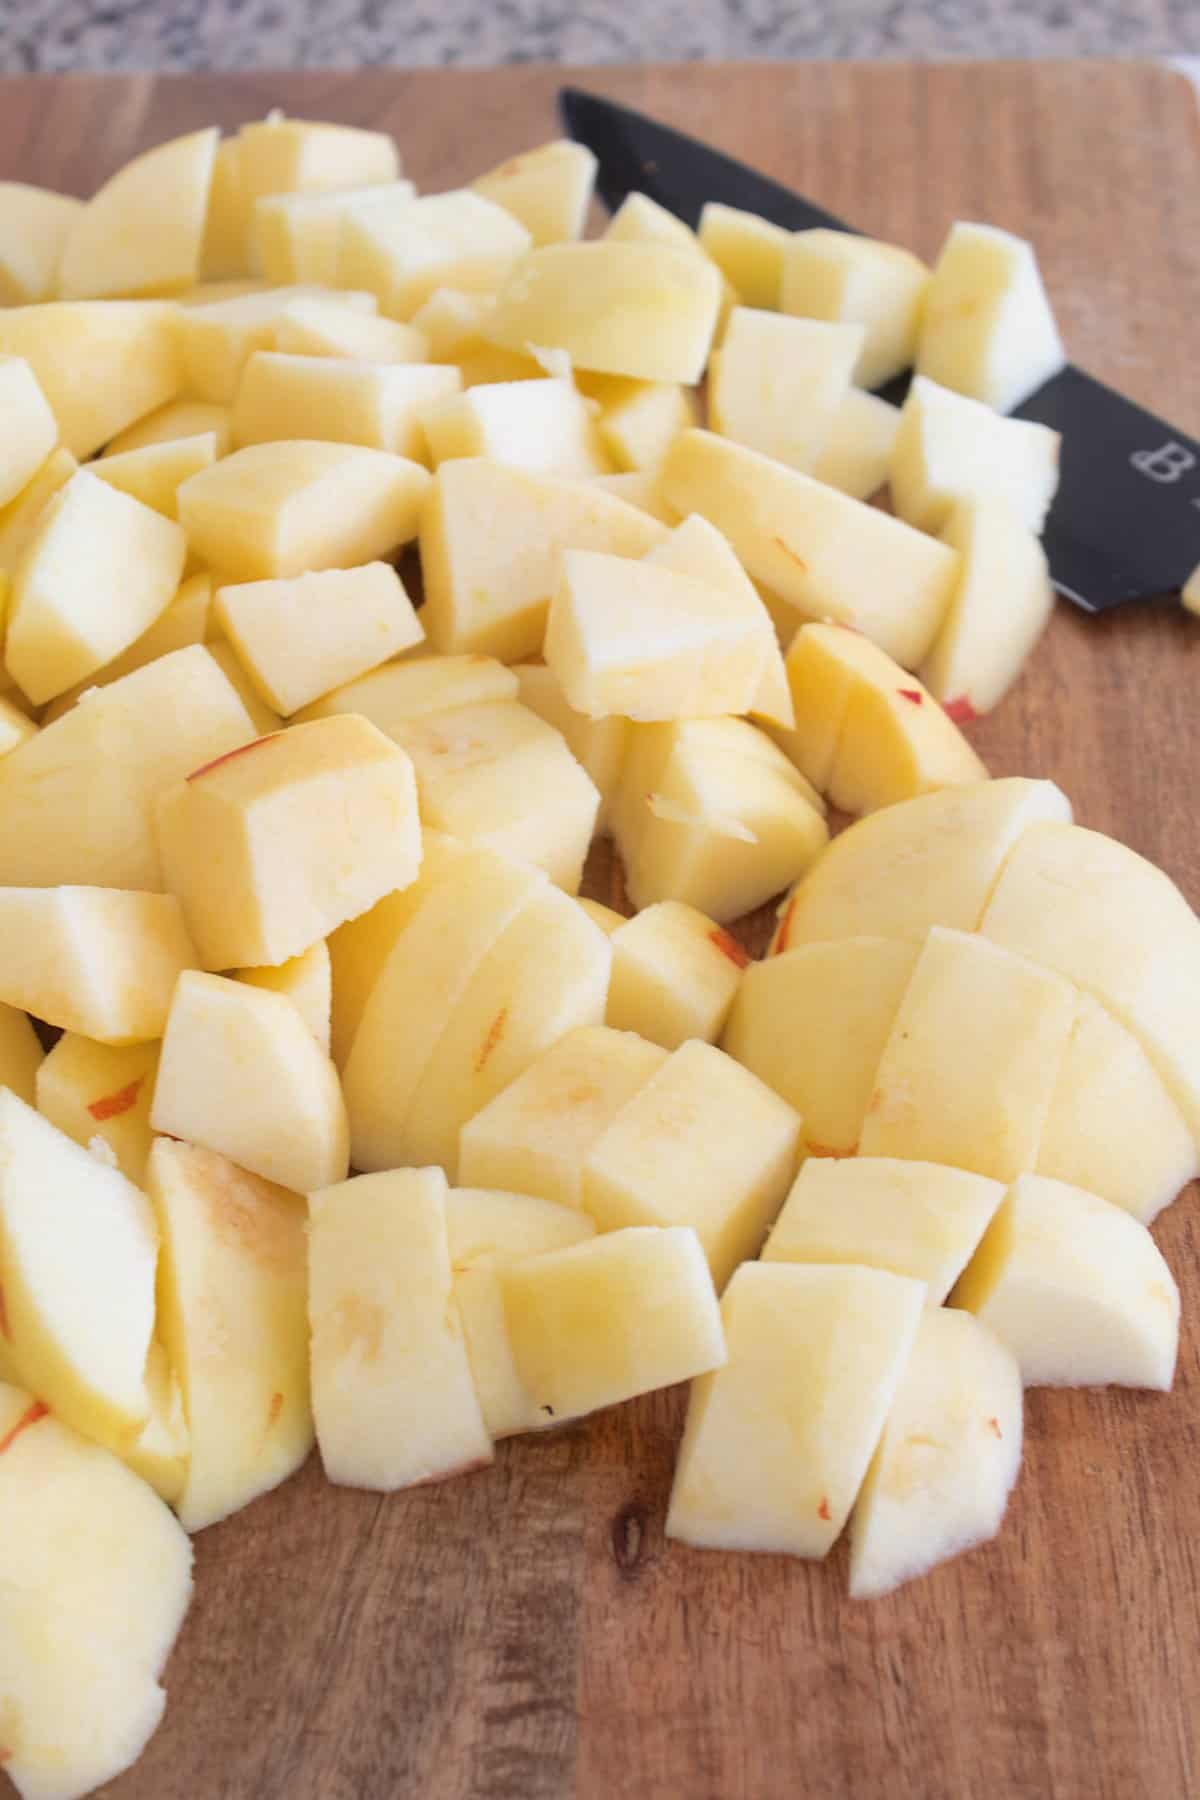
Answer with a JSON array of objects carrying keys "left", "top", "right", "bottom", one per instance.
[{"left": 1, "top": 0, "right": 1198, "bottom": 73}]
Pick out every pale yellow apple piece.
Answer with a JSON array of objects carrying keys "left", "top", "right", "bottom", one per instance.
[
  {"left": 891, "top": 374, "right": 1060, "bottom": 533},
  {"left": 0, "top": 446, "right": 78, "bottom": 575},
  {"left": 151, "top": 971, "right": 348, "bottom": 1193},
  {"left": 698, "top": 202, "right": 790, "bottom": 308},
  {"left": 723, "top": 936, "right": 919, "bottom": 1156},
  {"left": 41, "top": 571, "right": 216, "bottom": 722},
  {"left": 773, "top": 776, "right": 1072, "bottom": 949},
  {"left": 327, "top": 868, "right": 447, "bottom": 1070},
  {"left": 422, "top": 377, "right": 611, "bottom": 478},
  {"left": 860, "top": 926, "right": 1076, "bottom": 1181},
  {"left": 710, "top": 310, "right": 863, "bottom": 473},
  {"left": 1036, "top": 992, "right": 1197, "bottom": 1225},
  {"left": 308, "top": 1167, "right": 491, "bottom": 1491},
  {"left": 35, "top": 1036, "right": 159, "bottom": 1186},
  {"left": 214, "top": 562, "right": 423, "bottom": 717},
  {"left": 8, "top": 470, "right": 186, "bottom": 704},
  {"left": 410, "top": 286, "right": 496, "bottom": 358},
  {"left": 58, "top": 128, "right": 218, "bottom": 301},
  {"left": 206, "top": 639, "right": 283, "bottom": 735},
  {"left": 156, "top": 713, "right": 420, "bottom": 969},
  {"left": 104, "top": 397, "right": 232, "bottom": 457},
  {"left": 848, "top": 1309, "right": 1022, "bottom": 1598},
  {"left": 146, "top": 1137, "right": 312, "bottom": 1530},
  {"left": 979, "top": 822, "right": 1200, "bottom": 1144},
  {"left": 0, "top": 1380, "right": 193, "bottom": 1800},
  {"left": 199, "top": 136, "right": 250, "bottom": 278},
  {"left": 667, "top": 1261, "right": 924, "bottom": 1555},
  {"left": 122, "top": 1339, "right": 189, "bottom": 1505},
  {"left": 486, "top": 242, "right": 722, "bottom": 384},
  {"left": 513, "top": 661, "right": 629, "bottom": 833},
  {"left": 236, "top": 939, "right": 332, "bottom": 1054},
  {"left": 446, "top": 1186, "right": 596, "bottom": 1439},
  {"left": 582, "top": 375, "right": 698, "bottom": 473},
  {"left": 606, "top": 901, "right": 746, "bottom": 1050},
  {"left": 917, "top": 221, "right": 1065, "bottom": 413},
  {"left": 780, "top": 227, "right": 929, "bottom": 390},
  {"left": 578, "top": 898, "right": 626, "bottom": 935},
  {"left": 274, "top": 295, "right": 428, "bottom": 363},
  {"left": 0, "top": 301, "right": 181, "bottom": 460},
  {"left": 589, "top": 469, "right": 680, "bottom": 523},
  {"left": 90, "top": 431, "right": 218, "bottom": 520},
  {"left": 770, "top": 617, "right": 864, "bottom": 792},
  {"left": 600, "top": 194, "right": 738, "bottom": 332},
  {"left": 0, "top": 181, "right": 83, "bottom": 302},
  {"left": 0, "top": 1090, "right": 157, "bottom": 1448},
  {"left": 659, "top": 430, "right": 959, "bottom": 667},
  {"left": 813, "top": 387, "right": 900, "bottom": 499},
  {"left": 254, "top": 178, "right": 416, "bottom": 284},
  {"left": 0, "top": 357, "right": 57, "bottom": 510},
  {"left": 419, "top": 456, "right": 666, "bottom": 660},
  {"left": 178, "top": 284, "right": 377, "bottom": 402},
  {"left": 237, "top": 116, "right": 399, "bottom": 241},
  {"left": 764, "top": 1156, "right": 1003, "bottom": 1306},
  {"left": 299, "top": 650, "right": 516, "bottom": 726},
  {"left": 0, "top": 887, "right": 195, "bottom": 1044},
  {"left": 501, "top": 1225, "right": 725, "bottom": 1423},
  {"left": 341, "top": 190, "right": 531, "bottom": 318},
  {"left": 232, "top": 350, "right": 460, "bottom": 461},
  {"left": 458, "top": 1024, "right": 668, "bottom": 1207},
  {"left": 583, "top": 1038, "right": 801, "bottom": 1289},
  {"left": 471, "top": 139, "right": 597, "bottom": 246},
  {"left": 952, "top": 1172, "right": 1179, "bottom": 1390}
]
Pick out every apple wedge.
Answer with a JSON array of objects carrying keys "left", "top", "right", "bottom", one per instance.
[
  {"left": 91, "top": 432, "right": 219, "bottom": 520},
  {"left": 514, "top": 661, "right": 629, "bottom": 833},
  {"left": 471, "top": 139, "right": 597, "bottom": 245},
  {"left": 254, "top": 179, "right": 416, "bottom": 284},
  {"left": 606, "top": 901, "right": 747, "bottom": 1050},
  {"left": 231, "top": 351, "right": 460, "bottom": 460},
  {"left": 57, "top": 127, "right": 218, "bottom": 300},
  {"left": 178, "top": 285, "right": 376, "bottom": 401},
  {"left": 299, "top": 652, "right": 519, "bottom": 730},
  {"left": 0, "top": 445, "right": 78, "bottom": 575},
  {"left": 583, "top": 376, "right": 697, "bottom": 474},
  {"left": 917, "top": 220, "right": 1065, "bottom": 413},
  {"left": 698, "top": 203, "right": 790, "bottom": 309},
  {"left": 780, "top": 228, "right": 930, "bottom": 389},
  {"left": 422, "top": 377, "right": 611, "bottom": 478},
  {"left": 273, "top": 294, "right": 428, "bottom": 362},
  {"left": 236, "top": 939, "right": 332, "bottom": 1054},
  {"left": 813, "top": 388, "right": 900, "bottom": 500},
  {"left": 709, "top": 310, "right": 864, "bottom": 473},
  {"left": 891, "top": 374, "right": 1060, "bottom": 534}
]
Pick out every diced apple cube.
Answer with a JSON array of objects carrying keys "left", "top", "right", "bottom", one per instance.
[
  {"left": 341, "top": 190, "right": 532, "bottom": 318},
  {"left": 667, "top": 1262, "right": 924, "bottom": 1556},
  {"left": 178, "top": 284, "right": 377, "bottom": 402},
  {"left": 104, "top": 396, "right": 232, "bottom": 457},
  {"left": 35, "top": 1035, "right": 159, "bottom": 1185},
  {"left": 0, "top": 180, "right": 83, "bottom": 303},
  {"left": 501, "top": 1225, "right": 726, "bottom": 1423},
  {"left": 274, "top": 294, "right": 428, "bottom": 363},
  {"left": 236, "top": 938, "right": 332, "bottom": 1054},
  {"left": 232, "top": 350, "right": 461, "bottom": 460},
  {"left": 0, "top": 356, "right": 57, "bottom": 509},
  {"left": 0, "top": 301, "right": 182, "bottom": 459},
  {"left": 90, "top": 431, "right": 219, "bottom": 520},
  {"left": 917, "top": 221, "right": 1065, "bottom": 413},
  {"left": 237, "top": 115, "right": 400, "bottom": 250},
  {"left": 40, "top": 572, "right": 216, "bottom": 724},
  {"left": 952, "top": 1172, "right": 1179, "bottom": 1390},
  {"left": 780, "top": 228, "right": 929, "bottom": 388},
  {"left": 891, "top": 375, "right": 1060, "bottom": 534},
  {"left": 0, "top": 445, "right": 78, "bottom": 574},
  {"left": 471, "top": 139, "right": 597, "bottom": 246},
  {"left": 813, "top": 387, "right": 900, "bottom": 499},
  {"left": 606, "top": 901, "right": 746, "bottom": 1050},
  {"left": 581, "top": 375, "right": 698, "bottom": 473},
  {"left": 421, "top": 377, "right": 611, "bottom": 477},
  {"left": 514, "top": 661, "right": 629, "bottom": 833},
  {"left": 710, "top": 310, "right": 863, "bottom": 473},
  {"left": 698, "top": 203, "right": 790, "bottom": 308},
  {"left": 58, "top": 128, "right": 218, "bottom": 300},
  {"left": 254, "top": 179, "right": 416, "bottom": 284}
]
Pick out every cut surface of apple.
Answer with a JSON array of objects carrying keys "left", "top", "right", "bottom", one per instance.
[
  {"left": 178, "top": 284, "right": 376, "bottom": 401},
  {"left": 916, "top": 220, "right": 1065, "bottom": 413},
  {"left": 146, "top": 1137, "right": 313, "bottom": 1531},
  {"left": 470, "top": 138, "right": 596, "bottom": 246},
  {"left": 891, "top": 374, "right": 1060, "bottom": 534},
  {"left": 0, "top": 180, "right": 83, "bottom": 303},
  {"left": 709, "top": 310, "right": 863, "bottom": 473},
  {"left": 606, "top": 900, "right": 746, "bottom": 1050},
  {"left": 763, "top": 1156, "right": 1004, "bottom": 1306},
  {"left": 232, "top": 350, "right": 460, "bottom": 461},
  {"left": 236, "top": 938, "right": 332, "bottom": 1054},
  {"left": 0, "top": 300, "right": 182, "bottom": 460},
  {"left": 860, "top": 926, "right": 1076, "bottom": 1183},
  {"left": 0, "top": 356, "right": 58, "bottom": 511},
  {"left": 780, "top": 228, "right": 930, "bottom": 389},
  {"left": 90, "top": 431, "right": 219, "bottom": 521},
  {"left": 156, "top": 713, "right": 421, "bottom": 970},
  {"left": 35, "top": 1035, "right": 159, "bottom": 1186},
  {"left": 151, "top": 970, "right": 349, "bottom": 1193},
  {"left": 501, "top": 1225, "right": 726, "bottom": 1424},
  {"left": 236, "top": 115, "right": 400, "bottom": 259},
  {"left": 308, "top": 1167, "right": 492, "bottom": 1491},
  {"left": 104, "top": 396, "right": 233, "bottom": 458},
  {"left": 585, "top": 376, "right": 697, "bottom": 475},
  {"left": 666, "top": 1261, "right": 925, "bottom": 1557},
  {"left": 299, "top": 651, "right": 518, "bottom": 729},
  {"left": 0, "top": 445, "right": 78, "bottom": 576},
  {"left": 57, "top": 127, "right": 219, "bottom": 300},
  {"left": 698, "top": 202, "right": 790, "bottom": 308},
  {"left": 273, "top": 294, "right": 428, "bottom": 363},
  {"left": 513, "top": 661, "right": 629, "bottom": 833},
  {"left": 848, "top": 1308, "right": 1022, "bottom": 1599},
  {"left": 813, "top": 387, "right": 900, "bottom": 500},
  {"left": 422, "top": 377, "right": 611, "bottom": 478},
  {"left": 341, "top": 189, "right": 532, "bottom": 318},
  {"left": 254, "top": 179, "right": 416, "bottom": 285},
  {"left": 952, "top": 1172, "right": 1179, "bottom": 1390}
]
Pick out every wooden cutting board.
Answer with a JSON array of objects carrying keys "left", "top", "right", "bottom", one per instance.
[{"left": 2, "top": 58, "right": 1199, "bottom": 1800}]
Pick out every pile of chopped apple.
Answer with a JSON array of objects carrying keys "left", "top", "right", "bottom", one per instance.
[{"left": 0, "top": 111, "right": 1195, "bottom": 1800}]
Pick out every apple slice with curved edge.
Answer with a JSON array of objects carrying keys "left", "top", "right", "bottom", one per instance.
[
  {"left": 39, "top": 573, "right": 214, "bottom": 724},
  {"left": 35, "top": 1035, "right": 159, "bottom": 1186},
  {"left": 57, "top": 127, "right": 218, "bottom": 300},
  {"left": 0, "top": 444, "right": 77, "bottom": 575},
  {"left": 231, "top": 350, "right": 460, "bottom": 461}
]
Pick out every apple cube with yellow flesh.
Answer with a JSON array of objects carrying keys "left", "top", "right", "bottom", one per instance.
[
  {"left": 341, "top": 190, "right": 532, "bottom": 318},
  {"left": 848, "top": 1309, "right": 1022, "bottom": 1599},
  {"left": 232, "top": 351, "right": 460, "bottom": 460},
  {"left": 1036, "top": 992, "right": 1197, "bottom": 1225},
  {"left": 501, "top": 1225, "right": 725, "bottom": 1424},
  {"left": 308, "top": 1167, "right": 491, "bottom": 1490},
  {"left": 458, "top": 1024, "right": 668, "bottom": 1208},
  {"left": 104, "top": 396, "right": 232, "bottom": 457},
  {"left": 814, "top": 387, "right": 900, "bottom": 500},
  {"left": 419, "top": 456, "right": 666, "bottom": 659},
  {"left": 0, "top": 181, "right": 83, "bottom": 302},
  {"left": 514, "top": 661, "right": 629, "bottom": 832},
  {"left": 0, "top": 887, "right": 194, "bottom": 1043},
  {"left": 666, "top": 1262, "right": 924, "bottom": 1556},
  {"left": 0, "top": 1091, "right": 157, "bottom": 1449},
  {"left": 600, "top": 195, "right": 737, "bottom": 332},
  {"left": 891, "top": 374, "right": 1060, "bottom": 534},
  {"left": 471, "top": 139, "right": 597, "bottom": 245},
  {"left": 40, "top": 571, "right": 216, "bottom": 723},
  {"left": 917, "top": 221, "right": 1065, "bottom": 413},
  {"left": 58, "top": 127, "right": 218, "bottom": 300},
  {"left": 410, "top": 289, "right": 547, "bottom": 387},
  {"left": 0, "top": 301, "right": 181, "bottom": 460},
  {"left": 0, "top": 1380, "right": 193, "bottom": 1800},
  {"left": 780, "top": 228, "right": 929, "bottom": 390},
  {"left": 583, "top": 1038, "right": 801, "bottom": 1289},
  {"left": 659, "top": 430, "right": 959, "bottom": 668},
  {"left": 237, "top": 114, "right": 399, "bottom": 231},
  {"left": 274, "top": 294, "right": 428, "bottom": 363},
  {"left": 581, "top": 376, "right": 697, "bottom": 474},
  {"left": 589, "top": 469, "right": 679, "bottom": 523},
  {"left": 446, "top": 1186, "right": 596, "bottom": 1439},
  {"left": 0, "top": 446, "right": 77, "bottom": 575},
  {"left": 254, "top": 179, "right": 416, "bottom": 284},
  {"left": 860, "top": 927, "right": 1076, "bottom": 1182},
  {"left": 764, "top": 1157, "right": 1003, "bottom": 1306},
  {"left": 213, "top": 561, "right": 423, "bottom": 717},
  {"left": 606, "top": 901, "right": 746, "bottom": 1050},
  {"left": 236, "top": 938, "right": 332, "bottom": 1054},
  {"left": 8, "top": 470, "right": 186, "bottom": 704},
  {"left": 146, "top": 1137, "right": 312, "bottom": 1530},
  {"left": 122, "top": 1339, "right": 189, "bottom": 1506},
  {"left": 772, "top": 776, "right": 1072, "bottom": 950},
  {"left": 698, "top": 202, "right": 790, "bottom": 308},
  {"left": 952, "top": 1172, "right": 1179, "bottom": 1390},
  {"left": 710, "top": 310, "right": 863, "bottom": 473},
  {"left": 723, "top": 937, "right": 919, "bottom": 1156},
  {"left": 0, "top": 357, "right": 57, "bottom": 509},
  {"left": 35, "top": 1036, "right": 159, "bottom": 1186},
  {"left": 422, "top": 377, "right": 611, "bottom": 478},
  {"left": 980, "top": 822, "right": 1200, "bottom": 1144},
  {"left": 156, "top": 714, "right": 420, "bottom": 968},
  {"left": 90, "top": 431, "right": 218, "bottom": 520},
  {"left": 486, "top": 243, "right": 722, "bottom": 384},
  {"left": 177, "top": 283, "right": 377, "bottom": 401}
]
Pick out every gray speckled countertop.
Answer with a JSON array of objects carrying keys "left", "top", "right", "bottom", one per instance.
[{"left": 1, "top": 0, "right": 1198, "bottom": 75}]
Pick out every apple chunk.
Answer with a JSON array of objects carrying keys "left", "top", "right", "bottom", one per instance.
[
  {"left": 666, "top": 1262, "right": 925, "bottom": 1557},
  {"left": 890, "top": 374, "right": 1060, "bottom": 534},
  {"left": 780, "top": 228, "right": 930, "bottom": 389},
  {"left": 57, "top": 127, "right": 218, "bottom": 300},
  {"left": 341, "top": 189, "right": 531, "bottom": 318},
  {"left": 606, "top": 901, "right": 746, "bottom": 1050},
  {"left": 232, "top": 350, "right": 460, "bottom": 460},
  {"left": 236, "top": 939, "right": 332, "bottom": 1054},
  {"left": 0, "top": 181, "right": 83, "bottom": 303},
  {"left": 422, "top": 377, "right": 610, "bottom": 478},
  {"left": 698, "top": 202, "right": 789, "bottom": 308},
  {"left": 0, "top": 356, "right": 57, "bottom": 509},
  {"left": 917, "top": 220, "right": 1065, "bottom": 413},
  {"left": 0, "top": 301, "right": 182, "bottom": 460},
  {"left": 35, "top": 1035, "right": 159, "bottom": 1186},
  {"left": 514, "top": 661, "right": 629, "bottom": 833},
  {"left": 471, "top": 139, "right": 597, "bottom": 246},
  {"left": 709, "top": 310, "right": 863, "bottom": 473}
]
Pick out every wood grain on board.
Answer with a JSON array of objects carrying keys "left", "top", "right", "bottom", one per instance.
[{"left": 1, "top": 58, "right": 1199, "bottom": 1800}]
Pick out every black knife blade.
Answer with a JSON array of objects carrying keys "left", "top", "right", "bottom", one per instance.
[{"left": 561, "top": 86, "right": 1200, "bottom": 615}]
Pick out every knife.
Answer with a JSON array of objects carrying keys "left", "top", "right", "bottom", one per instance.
[{"left": 561, "top": 86, "right": 1200, "bottom": 615}]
